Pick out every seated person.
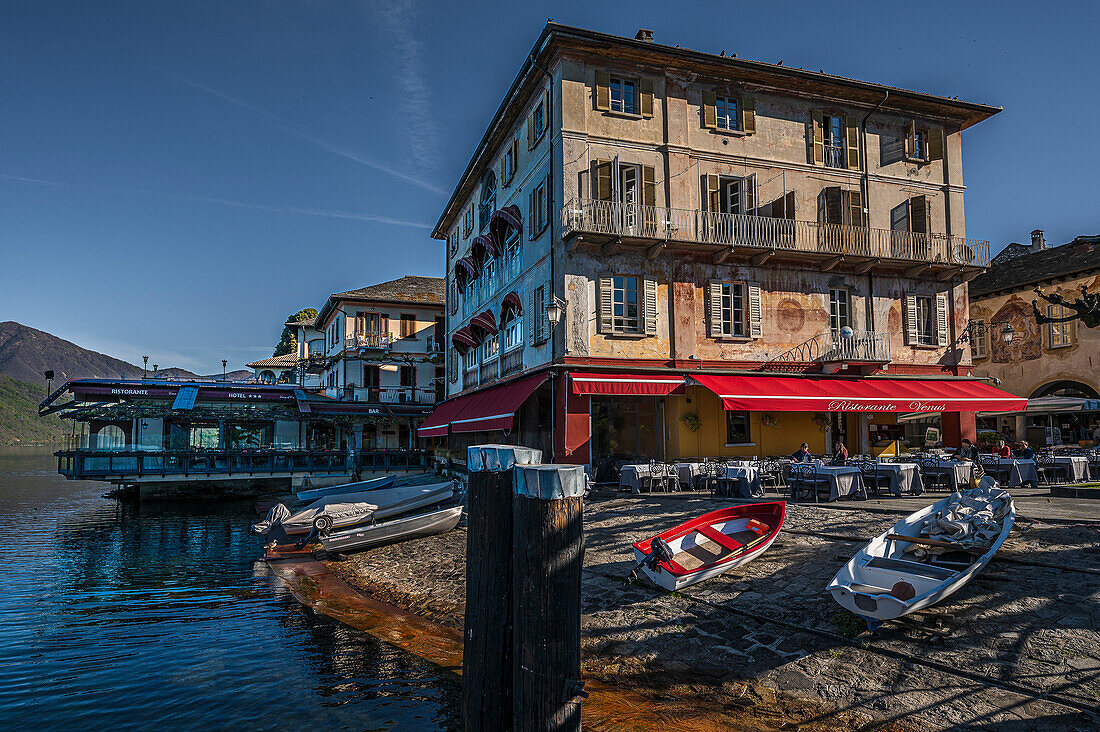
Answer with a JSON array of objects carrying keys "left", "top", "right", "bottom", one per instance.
[
  {"left": 953, "top": 438, "right": 981, "bottom": 462},
  {"left": 831, "top": 441, "right": 849, "bottom": 466},
  {"left": 790, "top": 443, "right": 813, "bottom": 462},
  {"left": 993, "top": 439, "right": 1012, "bottom": 458},
  {"left": 1014, "top": 441, "right": 1035, "bottom": 460}
]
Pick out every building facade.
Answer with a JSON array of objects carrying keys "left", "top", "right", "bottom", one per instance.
[
  {"left": 424, "top": 23, "right": 1020, "bottom": 466},
  {"left": 312, "top": 276, "right": 445, "bottom": 450},
  {"left": 969, "top": 231, "right": 1100, "bottom": 444}
]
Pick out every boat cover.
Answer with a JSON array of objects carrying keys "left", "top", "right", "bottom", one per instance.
[
  {"left": 904, "top": 483, "right": 1012, "bottom": 558},
  {"left": 252, "top": 482, "right": 454, "bottom": 536}
]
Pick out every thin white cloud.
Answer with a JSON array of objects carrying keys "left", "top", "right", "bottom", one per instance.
[
  {"left": 371, "top": 0, "right": 441, "bottom": 175},
  {"left": 0, "top": 173, "right": 63, "bottom": 186},
  {"left": 151, "top": 66, "right": 446, "bottom": 195}
]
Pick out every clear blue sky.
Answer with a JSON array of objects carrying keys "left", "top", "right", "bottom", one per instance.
[{"left": 2, "top": 1, "right": 1096, "bottom": 374}]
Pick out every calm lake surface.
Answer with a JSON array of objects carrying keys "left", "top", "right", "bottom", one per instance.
[{"left": 0, "top": 449, "right": 459, "bottom": 730}]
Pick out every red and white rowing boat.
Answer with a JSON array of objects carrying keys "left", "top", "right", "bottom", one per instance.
[{"left": 631, "top": 502, "right": 786, "bottom": 591}]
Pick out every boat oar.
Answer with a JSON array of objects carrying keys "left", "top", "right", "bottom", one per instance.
[{"left": 886, "top": 533, "right": 984, "bottom": 554}]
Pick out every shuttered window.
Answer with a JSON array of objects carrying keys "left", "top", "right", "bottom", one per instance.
[
  {"left": 594, "top": 71, "right": 654, "bottom": 118},
  {"left": 707, "top": 281, "right": 746, "bottom": 338},
  {"left": 499, "top": 139, "right": 517, "bottom": 187},
  {"left": 399, "top": 314, "right": 416, "bottom": 338},
  {"left": 970, "top": 319, "right": 988, "bottom": 359},
  {"left": 610, "top": 76, "right": 636, "bottom": 114},
  {"left": 905, "top": 294, "right": 946, "bottom": 346},
  {"left": 905, "top": 121, "right": 945, "bottom": 163},
  {"left": 716, "top": 96, "right": 740, "bottom": 131},
  {"left": 529, "top": 285, "right": 549, "bottom": 345},
  {"left": 703, "top": 93, "right": 755, "bottom": 134},
  {"left": 598, "top": 275, "right": 658, "bottom": 335},
  {"left": 821, "top": 187, "right": 864, "bottom": 226},
  {"left": 528, "top": 174, "right": 549, "bottom": 238},
  {"left": 527, "top": 89, "right": 551, "bottom": 149}
]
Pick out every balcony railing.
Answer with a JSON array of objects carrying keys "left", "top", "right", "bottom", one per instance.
[
  {"left": 326, "top": 385, "right": 436, "bottom": 405},
  {"left": 479, "top": 359, "right": 499, "bottom": 384},
  {"left": 560, "top": 198, "right": 990, "bottom": 268},
  {"left": 767, "top": 330, "right": 892, "bottom": 368},
  {"left": 463, "top": 368, "right": 479, "bottom": 390},
  {"left": 344, "top": 333, "right": 394, "bottom": 350},
  {"left": 500, "top": 347, "right": 523, "bottom": 378}
]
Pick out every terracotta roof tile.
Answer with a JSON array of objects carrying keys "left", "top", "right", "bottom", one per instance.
[{"left": 970, "top": 236, "right": 1100, "bottom": 298}]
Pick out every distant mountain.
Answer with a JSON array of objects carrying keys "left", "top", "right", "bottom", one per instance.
[
  {"left": 0, "top": 321, "right": 253, "bottom": 385},
  {"left": 0, "top": 374, "right": 69, "bottom": 446}
]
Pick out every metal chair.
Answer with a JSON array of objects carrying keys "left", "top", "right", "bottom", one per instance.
[
  {"left": 919, "top": 458, "right": 950, "bottom": 491},
  {"left": 856, "top": 459, "right": 889, "bottom": 498},
  {"left": 645, "top": 460, "right": 677, "bottom": 493},
  {"left": 1035, "top": 453, "right": 1065, "bottom": 484},
  {"left": 787, "top": 463, "right": 829, "bottom": 502},
  {"left": 757, "top": 460, "right": 783, "bottom": 493},
  {"left": 981, "top": 458, "right": 1011, "bottom": 486},
  {"left": 699, "top": 460, "right": 724, "bottom": 493}
]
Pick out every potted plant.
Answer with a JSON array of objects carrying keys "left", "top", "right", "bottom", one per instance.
[{"left": 681, "top": 412, "right": 702, "bottom": 433}]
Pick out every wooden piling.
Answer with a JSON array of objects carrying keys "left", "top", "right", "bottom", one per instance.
[
  {"left": 462, "top": 445, "right": 542, "bottom": 732},
  {"left": 512, "top": 464, "right": 586, "bottom": 732}
]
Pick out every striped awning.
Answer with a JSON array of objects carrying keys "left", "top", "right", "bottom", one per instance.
[
  {"left": 472, "top": 234, "right": 498, "bottom": 259},
  {"left": 489, "top": 205, "right": 522, "bottom": 234},
  {"left": 501, "top": 291, "right": 523, "bottom": 319},
  {"left": 452, "top": 326, "right": 477, "bottom": 350},
  {"left": 470, "top": 310, "right": 498, "bottom": 336},
  {"left": 570, "top": 372, "right": 687, "bottom": 396}
]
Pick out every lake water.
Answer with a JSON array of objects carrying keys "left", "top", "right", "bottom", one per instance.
[{"left": 0, "top": 449, "right": 459, "bottom": 730}]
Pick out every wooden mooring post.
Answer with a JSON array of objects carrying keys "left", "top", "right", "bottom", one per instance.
[
  {"left": 512, "top": 464, "right": 586, "bottom": 732},
  {"left": 462, "top": 445, "right": 542, "bottom": 732}
]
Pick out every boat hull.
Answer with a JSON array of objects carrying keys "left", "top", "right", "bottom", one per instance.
[
  {"left": 632, "top": 502, "right": 786, "bottom": 591},
  {"left": 320, "top": 505, "right": 464, "bottom": 553},
  {"left": 827, "top": 489, "right": 1015, "bottom": 621},
  {"left": 296, "top": 475, "right": 395, "bottom": 502}
]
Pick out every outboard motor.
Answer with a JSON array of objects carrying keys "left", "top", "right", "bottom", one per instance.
[{"left": 629, "top": 536, "right": 675, "bottom": 581}]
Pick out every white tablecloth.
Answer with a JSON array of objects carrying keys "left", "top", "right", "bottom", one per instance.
[
  {"left": 722, "top": 462, "right": 764, "bottom": 498},
  {"left": 813, "top": 465, "right": 866, "bottom": 500},
  {"left": 907, "top": 459, "right": 973, "bottom": 490},
  {"left": 990, "top": 458, "right": 1039, "bottom": 487},
  {"left": 1053, "top": 455, "right": 1089, "bottom": 482},
  {"left": 870, "top": 462, "right": 924, "bottom": 496}
]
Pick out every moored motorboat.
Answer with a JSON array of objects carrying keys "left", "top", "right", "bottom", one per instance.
[
  {"left": 320, "top": 504, "right": 464, "bottom": 554},
  {"left": 631, "top": 502, "right": 786, "bottom": 591},
  {"left": 296, "top": 475, "right": 395, "bottom": 502},
  {"left": 253, "top": 482, "right": 456, "bottom": 536},
  {"left": 827, "top": 484, "right": 1014, "bottom": 626}
]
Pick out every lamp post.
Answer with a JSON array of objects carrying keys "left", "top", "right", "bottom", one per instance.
[
  {"left": 143, "top": 355, "right": 149, "bottom": 379},
  {"left": 222, "top": 359, "right": 227, "bottom": 382},
  {"left": 545, "top": 296, "right": 565, "bottom": 328},
  {"left": 44, "top": 370, "right": 54, "bottom": 399},
  {"left": 152, "top": 364, "right": 158, "bottom": 377},
  {"left": 1000, "top": 323, "right": 1015, "bottom": 344}
]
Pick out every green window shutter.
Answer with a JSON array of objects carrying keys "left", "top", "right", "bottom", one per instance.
[
  {"left": 597, "top": 277, "right": 613, "bottom": 333},
  {"left": 928, "top": 127, "right": 945, "bottom": 161},
  {"left": 544, "top": 89, "right": 552, "bottom": 131},
  {"left": 935, "top": 292, "right": 950, "bottom": 347},
  {"left": 823, "top": 186, "right": 843, "bottom": 224},
  {"left": 639, "top": 79, "right": 654, "bottom": 118},
  {"left": 845, "top": 115, "right": 860, "bottom": 170},
  {"left": 594, "top": 70, "right": 610, "bottom": 111},
  {"left": 642, "top": 165, "right": 656, "bottom": 207},
  {"left": 747, "top": 283, "right": 763, "bottom": 338},
  {"left": 528, "top": 188, "right": 535, "bottom": 239},
  {"left": 708, "top": 281, "right": 724, "bottom": 337},
  {"left": 742, "top": 96, "right": 756, "bottom": 134},
  {"left": 499, "top": 155, "right": 507, "bottom": 187},
  {"left": 543, "top": 173, "right": 552, "bottom": 231},
  {"left": 783, "top": 191, "right": 795, "bottom": 220},
  {"left": 904, "top": 120, "right": 915, "bottom": 158},
  {"left": 643, "top": 276, "right": 658, "bottom": 335},
  {"left": 910, "top": 195, "right": 930, "bottom": 234},
  {"left": 702, "top": 91, "right": 717, "bottom": 129},
  {"left": 904, "top": 295, "right": 918, "bottom": 345},
  {"left": 811, "top": 110, "right": 824, "bottom": 165},
  {"left": 594, "top": 159, "right": 612, "bottom": 201},
  {"left": 846, "top": 189, "right": 863, "bottom": 227}
]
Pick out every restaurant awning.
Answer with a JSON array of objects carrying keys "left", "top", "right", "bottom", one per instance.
[
  {"left": 171, "top": 386, "right": 199, "bottom": 410},
  {"left": 449, "top": 373, "right": 546, "bottom": 433},
  {"left": 570, "top": 372, "right": 687, "bottom": 396},
  {"left": 472, "top": 234, "right": 498, "bottom": 259},
  {"left": 470, "top": 309, "right": 499, "bottom": 336},
  {"left": 452, "top": 326, "right": 477, "bottom": 350},
  {"left": 416, "top": 397, "right": 470, "bottom": 438},
  {"left": 978, "top": 396, "right": 1100, "bottom": 418},
  {"left": 690, "top": 374, "right": 1026, "bottom": 413}
]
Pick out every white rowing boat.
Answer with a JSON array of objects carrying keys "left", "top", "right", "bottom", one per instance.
[
  {"left": 253, "top": 482, "right": 456, "bottom": 536},
  {"left": 320, "top": 504, "right": 464, "bottom": 553},
  {"left": 295, "top": 475, "right": 394, "bottom": 502},
  {"left": 827, "top": 484, "right": 1014, "bottom": 626}
]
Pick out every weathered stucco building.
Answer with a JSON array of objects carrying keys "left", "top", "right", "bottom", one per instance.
[
  {"left": 969, "top": 230, "right": 1100, "bottom": 444},
  {"left": 421, "top": 23, "right": 1022, "bottom": 466}
]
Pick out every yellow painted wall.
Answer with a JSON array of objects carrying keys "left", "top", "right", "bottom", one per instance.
[{"left": 666, "top": 386, "right": 830, "bottom": 458}]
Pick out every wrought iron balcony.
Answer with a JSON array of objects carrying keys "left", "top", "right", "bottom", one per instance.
[
  {"left": 560, "top": 198, "right": 990, "bottom": 269},
  {"left": 500, "top": 347, "right": 523, "bottom": 378},
  {"left": 767, "top": 330, "right": 892, "bottom": 370},
  {"left": 344, "top": 333, "right": 394, "bottom": 351}
]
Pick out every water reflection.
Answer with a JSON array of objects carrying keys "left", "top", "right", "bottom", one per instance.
[{"left": 0, "top": 449, "right": 458, "bottom": 730}]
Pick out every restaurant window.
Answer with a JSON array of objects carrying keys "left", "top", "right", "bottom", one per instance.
[
  {"left": 399, "top": 314, "right": 416, "bottom": 339},
  {"left": 726, "top": 411, "right": 751, "bottom": 445},
  {"left": 715, "top": 96, "right": 741, "bottom": 131},
  {"left": 189, "top": 423, "right": 220, "bottom": 450},
  {"left": 609, "top": 76, "right": 637, "bottom": 114},
  {"left": 1048, "top": 305, "right": 1073, "bottom": 348},
  {"left": 591, "top": 396, "right": 664, "bottom": 461},
  {"left": 96, "top": 424, "right": 126, "bottom": 450},
  {"left": 829, "top": 288, "right": 851, "bottom": 335},
  {"left": 708, "top": 281, "right": 745, "bottom": 338}
]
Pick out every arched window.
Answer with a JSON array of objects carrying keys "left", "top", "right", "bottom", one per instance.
[
  {"left": 478, "top": 171, "right": 497, "bottom": 231},
  {"left": 258, "top": 370, "right": 276, "bottom": 384},
  {"left": 501, "top": 299, "right": 523, "bottom": 352},
  {"left": 1030, "top": 380, "right": 1099, "bottom": 399},
  {"left": 97, "top": 425, "right": 126, "bottom": 451}
]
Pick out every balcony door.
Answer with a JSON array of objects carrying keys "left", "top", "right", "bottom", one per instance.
[
  {"left": 363, "top": 364, "right": 381, "bottom": 402},
  {"left": 355, "top": 313, "right": 386, "bottom": 347},
  {"left": 617, "top": 163, "right": 640, "bottom": 234}
]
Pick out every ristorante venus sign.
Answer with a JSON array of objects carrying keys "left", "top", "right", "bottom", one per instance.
[{"left": 826, "top": 400, "right": 949, "bottom": 412}]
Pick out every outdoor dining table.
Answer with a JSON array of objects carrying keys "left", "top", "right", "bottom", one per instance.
[
  {"left": 871, "top": 462, "right": 923, "bottom": 496},
  {"left": 812, "top": 464, "right": 866, "bottom": 501},
  {"left": 720, "top": 461, "right": 764, "bottom": 498},
  {"left": 1053, "top": 455, "right": 1089, "bottom": 482},
  {"left": 674, "top": 462, "right": 707, "bottom": 489},
  {"left": 991, "top": 457, "right": 1039, "bottom": 487},
  {"left": 907, "top": 458, "right": 973, "bottom": 491},
  {"left": 618, "top": 464, "right": 648, "bottom": 493}
]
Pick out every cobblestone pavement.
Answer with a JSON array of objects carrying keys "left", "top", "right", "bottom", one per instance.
[{"left": 327, "top": 488, "right": 1100, "bottom": 731}]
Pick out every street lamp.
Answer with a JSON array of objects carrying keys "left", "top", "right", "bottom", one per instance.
[
  {"left": 222, "top": 359, "right": 228, "bottom": 382},
  {"left": 1000, "top": 323, "right": 1015, "bottom": 344},
  {"left": 152, "top": 364, "right": 158, "bottom": 377},
  {"left": 545, "top": 296, "right": 566, "bottom": 327},
  {"left": 44, "top": 370, "right": 54, "bottom": 398},
  {"left": 143, "top": 355, "right": 149, "bottom": 378}
]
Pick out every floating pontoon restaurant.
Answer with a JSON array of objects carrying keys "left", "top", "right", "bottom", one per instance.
[{"left": 40, "top": 378, "right": 432, "bottom": 497}]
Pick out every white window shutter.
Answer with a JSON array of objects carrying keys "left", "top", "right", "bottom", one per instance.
[
  {"left": 747, "top": 282, "right": 763, "bottom": 338},
  {"left": 643, "top": 277, "right": 659, "bottom": 335},
  {"left": 904, "top": 295, "right": 918, "bottom": 345},
  {"left": 598, "top": 277, "right": 613, "bottom": 333},
  {"left": 743, "top": 174, "right": 757, "bottom": 214},
  {"left": 936, "top": 292, "right": 950, "bottom": 346},
  {"left": 708, "top": 281, "right": 724, "bottom": 337}
]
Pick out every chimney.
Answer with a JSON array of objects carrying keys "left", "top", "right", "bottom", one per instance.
[
  {"left": 634, "top": 28, "right": 654, "bottom": 42},
  {"left": 1030, "top": 229, "right": 1046, "bottom": 251}
]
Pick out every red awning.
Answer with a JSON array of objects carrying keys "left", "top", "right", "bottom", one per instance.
[
  {"left": 470, "top": 310, "right": 498, "bottom": 336},
  {"left": 690, "top": 374, "right": 1027, "bottom": 413},
  {"left": 451, "top": 327, "right": 477, "bottom": 350},
  {"left": 417, "top": 397, "right": 470, "bottom": 438},
  {"left": 489, "top": 205, "right": 522, "bottom": 234},
  {"left": 500, "top": 291, "right": 523, "bottom": 319},
  {"left": 472, "top": 234, "right": 498, "bottom": 259},
  {"left": 570, "top": 372, "right": 687, "bottom": 396},
  {"left": 450, "top": 374, "right": 546, "bottom": 433}
]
